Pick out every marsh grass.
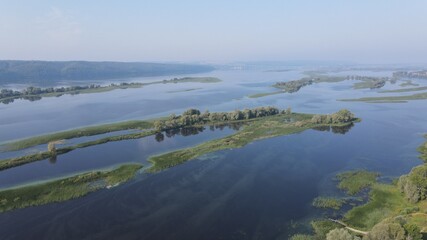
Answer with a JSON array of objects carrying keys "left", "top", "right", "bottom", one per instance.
[
  {"left": 336, "top": 170, "right": 379, "bottom": 195},
  {"left": 0, "top": 164, "right": 142, "bottom": 212}
]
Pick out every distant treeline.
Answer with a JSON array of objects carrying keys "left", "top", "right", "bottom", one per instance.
[
  {"left": 0, "top": 60, "right": 214, "bottom": 84},
  {"left": 0, "top": 77, "right": 220, "bottom": 104},
  {"left": 274, "top": 78, "right": 314, "bottom": 93},
  {"left": 393, "top": 70, "right": 427, "bottom": 79}
]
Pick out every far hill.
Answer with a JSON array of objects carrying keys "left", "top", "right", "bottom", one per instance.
[{"left": 0, "top": 60, "right": 214, "bottom": 85}]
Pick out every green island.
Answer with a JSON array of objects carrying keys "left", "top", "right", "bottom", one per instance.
[
  {"left": 0, "top": 164, "right": 142, "bottom": 212},
  {"left": 0, "top": 77, "right": 221, "bottom": 104},
  {"left": 248, "top": 73, "right": 396, "bottom": 99},
  {"left": 290, "top": 135, "right": 427, "bottom": 240},
  {"left": 248, "top": 91, "right": 283, "bottom": 98},
  {"left": 380, "top": 86, "right": 427, "bottom": 93},
  {"left": 148, "top": 108, "right": 358, "bottom": 172},
  {"left": 0, "top": 129, "right": 157, "bottom": 171},
  {"left": 339, "top": 92, "right": 427, "bottom": 103},
  {"left": 400, "top": 80, "right": 420, "bottom": 87},
  {"left": 1, "top": 120, "right": 154, "bottom": 152}
]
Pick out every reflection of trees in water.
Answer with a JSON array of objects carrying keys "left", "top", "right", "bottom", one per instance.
[
  {"left": 1, "top": 96, "right": 43, "bottom": 104},
  {"left": 49, "top": 155, "right": 57, "bottom": 164},
  {"left": 154, "top": 122, "right": 245, "bottom": 142},
  {"left": 312, "top": 123, "right": 354, "bottom": 135}
]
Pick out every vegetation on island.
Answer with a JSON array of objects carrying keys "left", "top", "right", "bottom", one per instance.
[
  {"left": 0, "top": 164, "right": 142, "bottom": 212},
  {"left": 0, "top": 130, "right": 157, "bottom": 171},
  {"left": 380, "top": 86, "right": 427, "bottom": 93},
  {"left": 148, "top": 108, "right": 358, "bottom": 172},
  {"left": 1, "top": 120, "right": 154, "bottom": 152},
  {"left": 336, "top": 170, "right": 379, "bottom": 195},
  {"left": 339, "top": 92, "right": 427, "bottom": 103},
  {"left": 251, "top": 73, "right": 395, "bottom": 99},
  {"left": 273, "top": 78, "right": 314, "bottom": 93},
  {"left": 291, "top": 135, "right": 427, "bottom": 240},
  {"left": 400, "top": 80, "right": 420, "bottom": 87},
  {"left": 0, "top": 77, "right": 221, "bottom": 104},
  {"left": 312, "top": 197, "right": 346, "bottom": 210}
]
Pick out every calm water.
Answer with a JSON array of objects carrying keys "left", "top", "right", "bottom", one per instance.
[{"left": 0, "top": 67, "right": 427, "bottom": 239}]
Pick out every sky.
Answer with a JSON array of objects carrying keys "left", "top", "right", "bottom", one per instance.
[{"left": 1, "top": 0, "right": 427, "bottom": 64}]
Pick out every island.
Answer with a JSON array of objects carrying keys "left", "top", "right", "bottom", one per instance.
[{"left": 0, "top": 164, "right": 142, "bottom": 212}]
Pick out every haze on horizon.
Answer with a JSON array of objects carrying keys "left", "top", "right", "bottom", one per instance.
[{"left": 1, "top": 0, "right": 427, "bottom": 64}]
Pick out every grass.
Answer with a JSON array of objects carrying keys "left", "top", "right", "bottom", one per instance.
[
  {"left": 339, "top": 92, "right": 427, "bottom": 103},
  {"left": 312, "top": 197, "right": 346, "bottom": 210},
  {"left": 336, "top": 170, "right": 379, "bottom": 195},
  {"left": 379, "top": 86, "right": 427, "bottom": 93},
  {"left": 0, "top": 164, "right": 142, "bottom": 212},
  {"left": 344, "top": 183, "right": 415, "bottom": 230},
  {"left": 247, "top": 91, "right": 283, "bottom": 98},
  {"left": 148, "top": 113, "right": 359, "bottom": 172},
  {"left": 1, "top": 120, "right": 154, "bottom": 152},
  {"left": 0, "top": 130, "right": 157, "bottom": 171}
]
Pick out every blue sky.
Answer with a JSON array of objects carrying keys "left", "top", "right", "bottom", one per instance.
[{"left": 1, "top": 0, "right": 427, "bottom": 63}]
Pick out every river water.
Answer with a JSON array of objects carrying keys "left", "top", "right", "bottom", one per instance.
[{"left": 0, "top": 67, "right": 426, "bottom": 239}]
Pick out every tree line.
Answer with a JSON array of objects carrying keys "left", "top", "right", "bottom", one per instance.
[
  {"left": 154, "top": 106, "right": 292, "bottom": 131},
  {"left": 310, "top": 109, "right": 355, "bottom": 124}
]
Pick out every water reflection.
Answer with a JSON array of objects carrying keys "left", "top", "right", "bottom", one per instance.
[
  {"left": 312, "top": 123, "right": 354, "bottom": 135},
  {"left": 155, "top": 123, "right": 245, "bottom": 142}
]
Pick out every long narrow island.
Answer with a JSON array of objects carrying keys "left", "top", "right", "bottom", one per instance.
[{"left": 0, "top": 77, "right": 221, "bottom": 104}]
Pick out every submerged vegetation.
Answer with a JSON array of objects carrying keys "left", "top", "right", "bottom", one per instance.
[
  {"left": 292, "top": 135, "right": 427, "bottom": 239},
  {"left": 0, "top": 164, "right": 142, "bottom": 212},
  {"left": 312, "top": 197, "right": 346, "bottom": 210},
  {"left": 336, "top": 170, "right": 379, "bottom": 195},
  {"left": 0, "top": 77, "right": 221, "bottom": 104}
]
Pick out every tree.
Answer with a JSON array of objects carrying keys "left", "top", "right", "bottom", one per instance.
[
  {"left": 183, "top": 108, "right": 200, "bottom": 116},
  {"left": 154, "top": 120, "right": 165, "bottom": 131},
  {"left": 326, "top": 228, "right": 359, "bottom": 240},
  {"left": 403, "top": 223, "right": 423, "bottom": 240},
  {"left": 311, "top": 115, "right": 323, "bottom": 124},
  {"left": 47, "top": 142, "right": 56, "bottom": 155},
  {"left": 365, "top": 222, "right": 406, "bottom": 240}
]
